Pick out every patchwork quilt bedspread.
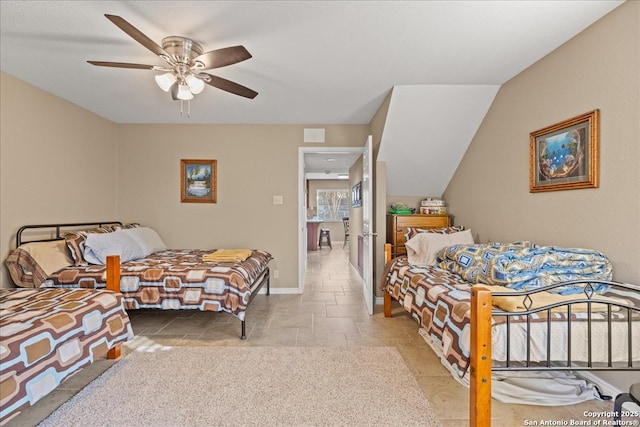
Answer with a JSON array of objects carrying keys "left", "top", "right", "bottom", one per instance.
[
  {"left": 41, "top": 249, "right": 272, "bottom": 320},
  {"left": 436, "top": 242, "right": 613, "bottom": 295},
  {"left": 381, "top": 256, "right": 639, "bottom": 378},
  {"left": 381, "top": 257, "right": 473, "bottom": 375},
  {"left": 0, "top": 288, "right": 132, "bottom": 424}
]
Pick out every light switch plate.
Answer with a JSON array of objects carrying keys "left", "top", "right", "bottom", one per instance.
[{"left": 273, "top": 195, "right": 284, "bottom": 205}]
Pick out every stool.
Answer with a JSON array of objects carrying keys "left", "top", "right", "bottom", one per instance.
[
  {"left": 614, "top": 383, "right": 640, "bottom": 422},
  {"left": 342, "top": 217, "right": 349, "bottom": 248},
  {"left": 318, "top": 228, "right": 332, "bottom": 249}
]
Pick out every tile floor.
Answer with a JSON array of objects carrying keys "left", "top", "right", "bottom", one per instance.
[{"left": 8, "top": 246, "right": 618, "bottom": 427}]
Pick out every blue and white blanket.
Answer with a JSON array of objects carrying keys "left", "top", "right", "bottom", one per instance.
[{"left": 436, "top": 241, "right": 612, "bottom": 295}]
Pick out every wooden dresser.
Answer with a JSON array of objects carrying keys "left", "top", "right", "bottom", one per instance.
[{"left": 386, "top": 214, "right": 450, "bottom": 251}]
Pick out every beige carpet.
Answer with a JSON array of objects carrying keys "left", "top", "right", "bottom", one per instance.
[{"left": 38, "top": 346, "right": 441, "bottom": 427}]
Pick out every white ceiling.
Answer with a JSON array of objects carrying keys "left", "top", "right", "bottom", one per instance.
[
  {"left": 0, "top": 1, "right": 624, "bottom": 193},
  {"left": 305, "top": 151, "right": 362, "bottom": 175}
]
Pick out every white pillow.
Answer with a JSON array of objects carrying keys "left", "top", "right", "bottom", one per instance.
[
  {"left": 405, "top": 229, "right": 474, "bottom": 266},
  {"left": 83, "top": 231, "right": 146, "bottom": 265},
  {"left": 121, "top": 227, "right": 167, "bottom": 256}
]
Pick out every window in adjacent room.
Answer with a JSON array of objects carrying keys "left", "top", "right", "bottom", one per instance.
[{"left": 316, "top": 189, "right": 349, "bottom": 221}]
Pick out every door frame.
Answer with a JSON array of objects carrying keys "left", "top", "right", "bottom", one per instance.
[
  {"left": 297, "top": 146, "right": 364, "bottom": 293},
  {"left": 361, "top": 136, "right": 374, "bottom": 314}
]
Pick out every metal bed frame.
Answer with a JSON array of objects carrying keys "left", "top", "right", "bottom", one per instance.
[
  {"left": 16, "top": 221, "right": 123, "bottom": 246},
  {"left": 15, "top": 221, "right": 271, "bottom": 340},
  {"left": 470, "top": 282, "right": 639, "bottom": 426},
  {"left": 383, "top": 243, "right": 640, "bottom": 427}
]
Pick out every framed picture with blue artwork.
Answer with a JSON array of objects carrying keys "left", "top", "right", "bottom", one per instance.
[
  {"left": 180, "top": 159, "right": 217, "bottom": 203},
  {"left": 352, "top": 181, "right": 362, "bottom": 207},
  {"left": 530, "top": 110, "right": 599, "bottom": 193}
]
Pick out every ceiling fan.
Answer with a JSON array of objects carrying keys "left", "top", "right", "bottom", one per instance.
[{"left": 88, "top": 14, "right": 258, "bottom": 103}]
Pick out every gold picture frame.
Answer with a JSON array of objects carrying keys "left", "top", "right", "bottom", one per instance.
[
  {"left": 180, "top": 159, "right": 217, "bottom": 203},
  {"left": 529, "top": 110, "right": 599, "bottom": 193}
]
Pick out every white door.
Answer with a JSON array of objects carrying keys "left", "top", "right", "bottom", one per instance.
[{"left": 362, "top": 135, "right": 375, "bottom": 315}]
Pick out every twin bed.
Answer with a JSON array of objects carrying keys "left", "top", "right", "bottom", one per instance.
[
  {"left": 0, "top": 287, "right": 131, "bottom": 424},
  {"left": 381, "top": 230, "right": 639, "bottom": 427},
  {"left": 1, "top": 221, "right": 272, "bottom": 424}
]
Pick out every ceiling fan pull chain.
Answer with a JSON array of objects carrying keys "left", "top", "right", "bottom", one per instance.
[
  {"left": 187, "top": 100, "right": 191, "bottom": 118},
  {"left": 180, "top": 100, "right": 184, "bottom": 117}
]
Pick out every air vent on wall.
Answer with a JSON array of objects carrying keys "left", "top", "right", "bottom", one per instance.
[{"left": 303, "top": 128, "right": 325, "bottom": 143}]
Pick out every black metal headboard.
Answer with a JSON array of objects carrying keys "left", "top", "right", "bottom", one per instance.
[{"left": 16, "top": 221, "right": 123, "bottom": 247}]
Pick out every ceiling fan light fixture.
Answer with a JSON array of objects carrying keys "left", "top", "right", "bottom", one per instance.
[
  {"left": 177, "top": 83, "right": 194, "bottom": 100},
  {"left": 155, "top": 72, "right": 177, "bottom": 92},
  {"left": 89, "top": 14, "right": 258, "bottom": 117},
  {"left": 186, "top": 74, "right": 205, "bottom": 94}
]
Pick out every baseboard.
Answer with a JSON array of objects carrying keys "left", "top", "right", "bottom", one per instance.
[
  {"left": 347, "top": 260, "right": 384, "bottom": 306},
  {"left": 349, "top": 262, "right": 361, "bottom": 281},
  {"left": 257, "top": 286, "right": 301, "bottom": 295},
  {"left": 259, "top": 285, "right": 385, "bottom": 302}
]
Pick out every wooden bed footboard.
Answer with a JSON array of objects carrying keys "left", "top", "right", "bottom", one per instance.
[
  {"left": 382, "top": 244, "right": 640, "bottom": 427},
  {"left": 383, "top": 243, "right": 401, "bottom": 318},
  {"left": 470, "top": 282, "right": 640, "bottom": 427},
  {"left": 383, "top": 243, "right": 492, "bottom": 424},
  {"left": 383, "top": 242, "right": 416, "bottom": 317},
  {"left": 106, "top": 255, "right": 122, "bottom": 359},
  {"left": 470, "top": 287, "right": 492, "bottom": 427}
]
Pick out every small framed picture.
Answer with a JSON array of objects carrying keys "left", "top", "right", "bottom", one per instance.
[
  {"left": 352, "top": 182, "right": 362, "bottom": 207},
  {"left": 180, "top": 159, "right": 217, "bottom": 203},
  {"left": 529, "top": 110, "right": 599, "bottom": 193}
]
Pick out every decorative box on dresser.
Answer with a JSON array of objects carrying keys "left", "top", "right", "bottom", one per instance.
[{"left": 386, "top": 214, "right": 450, "bottom": 253}]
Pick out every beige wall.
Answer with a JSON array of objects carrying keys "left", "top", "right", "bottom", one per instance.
[
  {"left": 116, "top": 124, "right": 368, "bottom": 290},
  {"left": 0, "top": 71, "right": 368, "bottom": 289},
  {"left": 442, "top": 1, "right": 639, "bottom": 391},
  {"left": 0, "top": 72, "right": 119, "bottom": 287},
  {"left": 443, "top": 1, "right": 639, "bottom": 284}
]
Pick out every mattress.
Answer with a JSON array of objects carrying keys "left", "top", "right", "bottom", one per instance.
[
  {"left": 0, "top": 288, "right": 132, "bottom": 424},
  {"left": 41, "top": 249, "right": 272, "bottom": 320},
  {"left": 381, "top": 256, "right": 640, "bottom": 377}
]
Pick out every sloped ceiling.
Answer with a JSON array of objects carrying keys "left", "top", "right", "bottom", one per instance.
[{"left": 378, "top": 85, "right": 500, "bottom": 197}]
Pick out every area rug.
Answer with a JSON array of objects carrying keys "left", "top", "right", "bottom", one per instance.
[{"left": 38, "top": 346, "right": 441, "bottom": 427}]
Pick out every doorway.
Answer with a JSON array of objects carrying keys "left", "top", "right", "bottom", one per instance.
[{"left": 297, "top": 147, "right": 363, "bottom": 294}]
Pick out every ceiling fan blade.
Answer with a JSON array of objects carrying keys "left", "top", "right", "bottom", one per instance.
[
  {"left": 203, "top": 74, "right": 258, "bottom": 99},
  {"left": 193, "top": 46, "right": 252, "bottom": 70},
  {"left": 104, "top": 14, "right": 168, "bottom": 57},
  {"left": 87, "top": 61, "right": 154, "bottom": 70}
]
